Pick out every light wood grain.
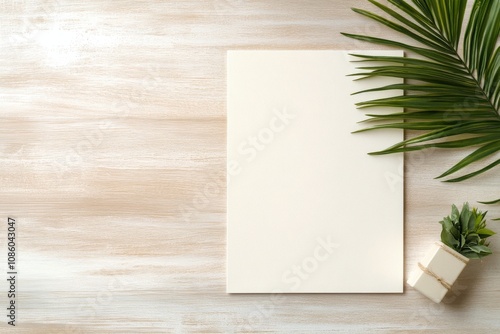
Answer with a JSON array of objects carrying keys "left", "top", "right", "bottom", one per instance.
[{"left": 1, "top": 0, "right": 500, "bottom": 333}]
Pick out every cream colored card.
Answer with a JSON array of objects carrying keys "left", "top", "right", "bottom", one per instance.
[{"left": 227, "top": 50, "right": 404, "bottom": 293}]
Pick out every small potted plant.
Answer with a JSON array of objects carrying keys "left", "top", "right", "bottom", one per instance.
[{"left": 407, "top": 203, "right": 495, "bottom": 303}]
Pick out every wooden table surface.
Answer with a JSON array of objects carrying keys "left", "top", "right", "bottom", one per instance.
[{"left": 2, "top": 0, "right": 500, "bottom": 333}]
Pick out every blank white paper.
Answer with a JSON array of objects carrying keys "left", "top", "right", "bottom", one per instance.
[{"left": 227, "top": 50, "right": 404, "bottom": 293}]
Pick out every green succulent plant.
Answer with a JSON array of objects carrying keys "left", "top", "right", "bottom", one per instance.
[
  {"left": 342, "top": 0, "right": 500, "bottom": 206},
  {"left": 440, "top": 203, "right": 495, "bottom": 259}
]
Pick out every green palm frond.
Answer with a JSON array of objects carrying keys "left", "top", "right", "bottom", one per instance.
[{"left": 342, "top": 0, "right": 500, "bottom": 199}]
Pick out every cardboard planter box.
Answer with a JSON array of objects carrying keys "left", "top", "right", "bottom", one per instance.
[{"left": 407, "top": 241, "right": 469, "bottom": 303}]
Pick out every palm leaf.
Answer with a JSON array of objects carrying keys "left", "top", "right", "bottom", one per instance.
[{"left": 342, "top": 0, "right": 500, "bottom": 204}]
